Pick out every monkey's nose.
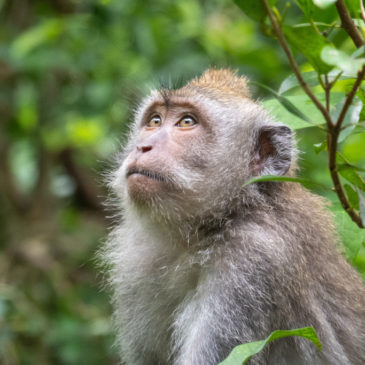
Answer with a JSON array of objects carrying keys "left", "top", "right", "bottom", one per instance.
[{"left": 137, "top": 145, "right": 153, "bottom": 153}]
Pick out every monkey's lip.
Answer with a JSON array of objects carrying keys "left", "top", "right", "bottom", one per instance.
[{"left": 126, "top": 167, "right": 165, "bottom": 182}]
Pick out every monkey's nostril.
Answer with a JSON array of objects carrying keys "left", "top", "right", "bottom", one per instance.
[{"left": 139, "top": 145, "right": 152, "bottom": 153}]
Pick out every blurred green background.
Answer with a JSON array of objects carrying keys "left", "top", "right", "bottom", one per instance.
[{"left": 0, "top": 0, "right": 364, "bottom": 364}]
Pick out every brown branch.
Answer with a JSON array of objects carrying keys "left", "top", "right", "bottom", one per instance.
[
  {"left": 261, "top": 0, "right": 333, "bottom": 126},
  {"left": 326, "top": 66, "right": 365, "bottom": 228},
  {"left": 262, "top": 0, "right": 365, "bottom": 228},
  {"left": 336, "top": 0, "right": 364, "bottom": 48},
  {"left": 335, "top": 66, "right": 365, "bottom": 130}
]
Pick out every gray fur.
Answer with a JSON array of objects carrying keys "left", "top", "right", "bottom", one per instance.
[{"left": 103, "top": 70, "right": 365, "bottom": 365}]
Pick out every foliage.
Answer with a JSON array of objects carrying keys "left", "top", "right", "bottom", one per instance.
[
  {"left": 219, "top": 327, "right": 321, "bottom": 365},
  {"left": 0, "top": 0, "right": 364, "bottom": 364}
]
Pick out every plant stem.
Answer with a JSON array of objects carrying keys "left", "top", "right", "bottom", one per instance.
[
  {"left": 261, "top": 0, "right": 332, "bottom": 126},
  {"left": 336, "top": 0, "right": 364, "bottom": 48},
  {"left": 262, "top": 0, "right": 365, "bottom": 228}
]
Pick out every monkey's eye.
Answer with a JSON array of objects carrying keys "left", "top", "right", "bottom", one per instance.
[
  {"left": 146, "top": 115, "right": 162, "bottom": 129},
  {"left": 176, "top": 116, "right": 197, "bottom": 128}
]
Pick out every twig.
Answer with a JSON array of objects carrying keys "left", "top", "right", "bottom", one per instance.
[
  {"left": 324, "top": 75, "right": 331, "bottom": 112},
  {"left": 335, "top": 66, "right": 365, "bottom": 130},
  {"left": 261, "top": 0, "right": 333, "bottom": 126},
  {"left": 326, "top": 66, "right": 365, "bottom": 228},
  {"left": 335, "top": 0, "right": 364, "bottom": 48},
  {"left": 262, "top": 0, "right": 365, "bottom": 228}
]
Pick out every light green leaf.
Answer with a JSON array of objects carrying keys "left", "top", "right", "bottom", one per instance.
[
  {"left": 278, "top": 71, "right": 355, "bottom": 95},
  {"left": 313, "top": 0, "right": 336, "bottom": 9},
  {"left": 263, "top": 93, "right": 344, "bottom": 130},
  {"left": 331, "top": 97, "right": 363, "bottom": 143},
  {"left": 219, "top": 327, "right": 321, "bottom": 365},
  {"left": 321, "top": 46, "right": 365, "bottom": 76},
  {"left": 283, "top": 26, "right": 332, "bottom": 74},
  {"left": 233, "top": 0, "right": 277, "bottom": 21},
  {"left": 251, "top": 81, "right": 313, "bottom": 124},
  {"left": 313, "top": 140, "right": 327, "bottom": 154}
]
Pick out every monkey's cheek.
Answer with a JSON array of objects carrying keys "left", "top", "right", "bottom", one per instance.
[{"left": 126, "top": 174, "right": 164, "bottom": 201}]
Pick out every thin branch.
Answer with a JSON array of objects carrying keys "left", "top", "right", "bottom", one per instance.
[
  {"left": 327, "top": 132, "right": 363, "bottom": 227},
  {"left": 262, "top": 0, "right": 365, "bottom": 228},
  {"left": 261, "top": 0, "right": 333, "bottom": 126},
  {"left": 336, "top": 0, "right": 364, "bottom": 48},
  {"left": 324, "top": 75, "right": 331, "bottom": 112},
  {"left": 335, "top": 66, "right": 365, "bottom": 131},
  {"left": 326, "top": 66, "right": 365, "bottom": 228}
]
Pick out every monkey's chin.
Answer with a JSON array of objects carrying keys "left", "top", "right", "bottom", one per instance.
[{"left": 126, "top": 174, "right": 165, "bottom": 203}]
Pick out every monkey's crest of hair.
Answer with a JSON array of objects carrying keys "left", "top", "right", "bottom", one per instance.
[{"left": 185, "top": 68, "right": 251, "bottom": 98}]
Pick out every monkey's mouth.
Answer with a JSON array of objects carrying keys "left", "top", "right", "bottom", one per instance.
[{"left": 126, "top": 167, "right": 166, "bottom": 182}]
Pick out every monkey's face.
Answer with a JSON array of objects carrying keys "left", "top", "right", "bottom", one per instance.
[
  {"left": 115, "top": 81, "right": 293, "bottom": 221},
  {"left": 121, "top": 95, "right": 213, "bottom": 208}
]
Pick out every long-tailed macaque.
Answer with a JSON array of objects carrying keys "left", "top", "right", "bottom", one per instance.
[{"left": 104, "top": 69, "right": 365, "bottom": 364}]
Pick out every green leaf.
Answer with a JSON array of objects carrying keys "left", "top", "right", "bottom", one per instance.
[
  {"left": 338, "top": 166, "right": 365, "bottom": 191},
  {"left": 344, "top": 0, "right": 361, "bottom": 17},
  {"left": 283, "top": 26, "right": 332, "bottom": 74},
  {"left": 344, "top": 184, "right": 360, "bottom": 210},
  {"left": 250, "top": 81, "right": 313, "bottom": 124},
  {"left": 233, "top": 0, "right": 277, "bottom": 21},
  {"left": 313, "top": 0, "right": 336, "bottom": 9},
  {"left": 296, "top": 0, "right": 316, "bottom": 19},
  {"left": 313, "top": 140, "right": 327, "bottom": 154},
  {"left": 331, "top": 96, "right": 363, "bottom": 143},
  {"left": 262, "top": 93, "right": 344, "bottom": 130},
  {"left": 219, "top": 327, "right": 321, "bottom": 365},
  {"left": 331, "top": 200, "right": 365, "bottom": 263},
  {"left": 321, "top": 46, "right": 365, "bottom": 76},
  {"left": 243, "top": 175, "right": 327, "bottom": 189},
  {"left": 357, "top": 188, "right": 365, "bottom": 226},
  {"left": 278, "top": 71, "right": 355, "bottom": 95}
]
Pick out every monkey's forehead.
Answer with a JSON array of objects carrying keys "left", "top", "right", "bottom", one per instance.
[{"left": 138, "top": 86, "right": 253, "bottom": 113}]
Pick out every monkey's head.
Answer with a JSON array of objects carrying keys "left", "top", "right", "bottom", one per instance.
[{"left": 112, "top": 69, "right": 293, "bottom": 222}]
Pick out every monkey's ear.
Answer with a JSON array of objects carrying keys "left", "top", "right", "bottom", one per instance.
[{"left": 251, "top": 125, "right": 292, "bottom": 176}]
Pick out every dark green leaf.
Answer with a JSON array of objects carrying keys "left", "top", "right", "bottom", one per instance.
[
  {"left": 296, "top": 0, "right": 316, "bottom": 19},
  {"left": 219, "top": 327, "right": 321, "bottom": 365},
  {"left": 233, "top": 0, "right": 277, "bottom": 21},
  {"left": 283, "top": 25, "right": 332, "bottom": 74}
]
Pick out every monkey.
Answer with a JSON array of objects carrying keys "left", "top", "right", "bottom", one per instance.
[{"left": 103, "top": 69, "right": 365, "bottom": 365}]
